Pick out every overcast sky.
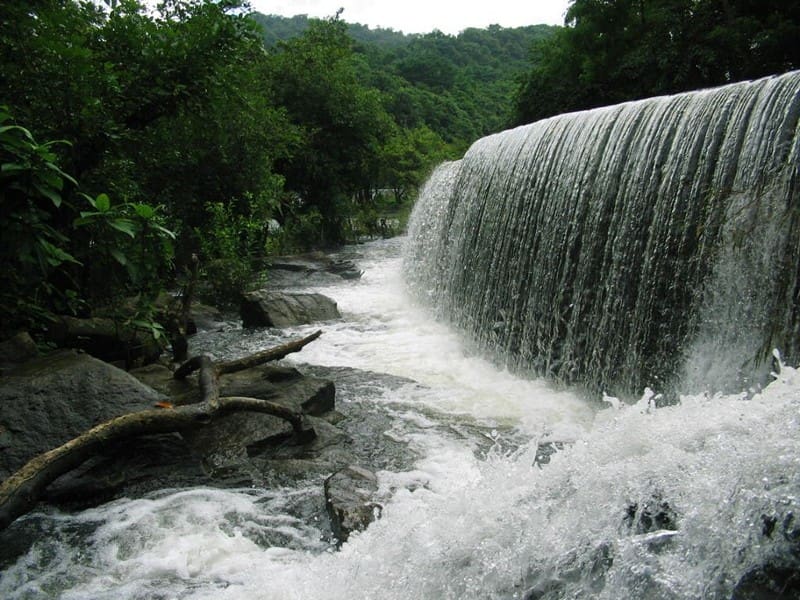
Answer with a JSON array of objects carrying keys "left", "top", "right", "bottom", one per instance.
[{"left": 247, "top": 0, "right": 571, "bottom": 34}]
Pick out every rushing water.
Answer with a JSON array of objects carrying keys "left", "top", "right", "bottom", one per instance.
[
  {"left": 405, "top": 71, "right": 800, "bottom": 398},
  {"left": 3, "top": 73, "right": 800, "bottom": 599},
  {"left": 1, "top": 238, "right": 799, "bottom": 599}
]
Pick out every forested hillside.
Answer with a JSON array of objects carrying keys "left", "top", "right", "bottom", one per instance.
[
  {"left": 252, "top": 14, "right": 555, "bottom": 147},
  {"left": 513, "top": 0, "right": 800, "bottom": 124}
]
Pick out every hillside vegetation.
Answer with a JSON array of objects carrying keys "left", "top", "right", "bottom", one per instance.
[{"left": 1, "top": 0, "right": 797, "bottom": 347}]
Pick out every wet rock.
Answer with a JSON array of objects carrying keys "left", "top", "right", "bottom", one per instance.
[
  {"left": 128, "top": 363, "right": 197, "bottom": 400},
  {"left": 42, "top": 434, "right": 210, "bottom": 509},
  {"left": 327, "top": 259, "right": 363, "bottom": 279},
  {"left": 165, "top": 363, "right": 336, "bottom": 470},
  {"left": 522, "top": 541, "right": 613, "bottom": 599},
  {"left": 186, "top": 301, "right": 225, "bottom": 333},
  {"left": 733, "top": 510, "right": 800, "bottom": 599},
  {"left": 48, "top": 315, "right": 164, "bottom": 366},
  {"left": 129, "top": 362, "right": 335, "bottom": 414},
  {"left": 733, "top": 564, "right": 800, "bottom": 599},
  {"left": 623, "top": 495, "right": 678, "bottom": 534},
  {"left": 1, "top": 349, "right": 339, "bottom": 512},
  {"left": 0, "top": 331, "right": 38, "bottom": 367},
  {"left": 219, "top": 364, "right": 335, "bottom": 415},
  {"left": 269, "top": 252, "right": 363, "bottom": 280},
  {"left": 324, "top": 465, "right": 382, "bottom": 544},
  {"left": 241, "top": 290, "right": 341, "bottom": 328},
  {"left": 0, "top": 349, "right": 165, "bottom": 480},
  {"left": 534, "top": 441, "right": 567, "bottom": 466}
]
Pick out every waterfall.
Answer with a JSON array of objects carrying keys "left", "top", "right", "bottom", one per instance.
[{"left": 405, "top": 71, "right": 800, "bottom": 398}]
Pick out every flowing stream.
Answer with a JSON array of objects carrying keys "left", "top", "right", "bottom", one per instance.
[
  {"left": 1, "top": 238, "right": 799, "bottom": 599},
  {"left": 3, "top": 72, "right": 800, "bottom": 599}
]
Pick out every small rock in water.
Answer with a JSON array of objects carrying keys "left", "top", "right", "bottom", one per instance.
[{"left": 324, "top": 465, "right": 382, "bottom": 544}]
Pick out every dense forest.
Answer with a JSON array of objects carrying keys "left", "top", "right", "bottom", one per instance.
[
  {"left": 1, "top": 0, "right": 798, "bottom": 352},
  {"left": 514, "top": 0, "right": 800, "bottom": 123}
]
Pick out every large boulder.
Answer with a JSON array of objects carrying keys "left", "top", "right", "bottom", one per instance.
[
  {"left": 0, "top": 350, "right": 165, "bottom": 479},
  {"left": 175, "top": 364, "right": 336, "bottom": 472},
  {"left": 240, "top": 290, "right": 341, "bottom": 328},
  {"left": 324, "top": 465, "right": 382, "bottom": 544},
  {"left": 1, "top": 350, "right": 340, "bottom": 510},
  {"left": 0, "top": 332, "right": 38, "bottom": 375},
  {"left": 48, "top": 315, "right": 164, "bottom": 366}
]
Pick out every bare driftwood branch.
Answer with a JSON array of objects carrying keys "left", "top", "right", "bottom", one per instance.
[
  {"left": 217, "top": 329, "right": 322, "bottom": 375},
  {"left": 0, "top": 332, "right": 323, "bottom": 531}
]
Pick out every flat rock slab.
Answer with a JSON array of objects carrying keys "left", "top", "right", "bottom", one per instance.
[
  {"left": 241, "top": 290, "right": 341, "bottom": 328},
  {"left": 180, "top": 374, "right": 335, "bottom": 471},
  {"left": 269, "top": 252, "right": 362, "bottom": 280}
]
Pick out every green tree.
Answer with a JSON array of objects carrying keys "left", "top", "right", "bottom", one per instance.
[
  {"left": 267, "top": 15, "right": 394, "bottom": 245},
  {"left": 0, "top": 0, "right": 294, "bottom": 324},
  {"left": 379, "top": 125, "right": 449, "bottom": 203},
  {"left": 514, "top": 0, "right": 800, "bottom": 125}
]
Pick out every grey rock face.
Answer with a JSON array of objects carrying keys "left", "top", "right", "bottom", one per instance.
[
  {"left": 0, "top": 350, "right": 165, "bottom": 479},
  {"left": 241, "top": 290, "right": 341, "bottom": 328},
  {"left": 324, "top": 465, "right": 382, "bottom": 544}
]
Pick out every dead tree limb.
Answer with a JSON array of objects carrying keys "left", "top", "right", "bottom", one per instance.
[
  {"left": 0, "top": 396, "right": 314, "bottom": 531},
  {"left": 0, "top": 332, "right": 323, "bottom": 532},
  {"left": 217, "top": 329, "right": 322, "bottom": 375}
]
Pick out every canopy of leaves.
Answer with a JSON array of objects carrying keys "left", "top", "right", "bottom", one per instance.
[
  {"left": 251, "top": 14, "right": 557, "bottom": 149},
  {"left": 513, "top": 0, "right": 800, "bottom": 124}
]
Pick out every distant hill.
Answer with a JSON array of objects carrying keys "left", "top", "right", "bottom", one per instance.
[
  {"left": 250, "top": 13, "right": 556, "bottom": 148},
  {"left": 250, "top": 14, "right": 414, "bottom": 48}
]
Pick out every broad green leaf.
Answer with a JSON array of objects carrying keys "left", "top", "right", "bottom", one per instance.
[
  {"left": 110, "top": 248, "right": 128, "bottom": 265},
  {"left": 133, "top": 203, "right": 155, "bottom": 219},
  {"left": 38, "top": 239, "right": 81, "bottom": 266},
  {"left": 44, "top": 161, "right": 78, "bottom": 186},
  {"left": 95, "top": 193, "right": 111, "bottom": 212},
  {"left": 109, "top": 218, "right": 137, "bottom": 238},
  {"left": 1, "top": 163, "right": 27, "bottom": 174},
  {"left": 33, "top": 182, "right": 62, "bottom": 207}
]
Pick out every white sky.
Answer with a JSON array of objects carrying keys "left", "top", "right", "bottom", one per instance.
[{"left": 247, "top": 0, "right": 571, "bottom": 34}]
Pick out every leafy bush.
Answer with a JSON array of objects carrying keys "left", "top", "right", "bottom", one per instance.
[
  {"left": 195, "top": 186, "right": 283, "bottom": 305},
  {"left": 0, "top": 106, "right": 174, "bottom": 337}
]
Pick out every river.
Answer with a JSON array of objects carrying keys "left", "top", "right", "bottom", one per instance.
[{"left": 1, "top": 237, "right": 798, "bottom": 599}]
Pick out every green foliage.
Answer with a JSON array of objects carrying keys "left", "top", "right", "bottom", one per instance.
[
  {"left": 267, "top": 15, "right": 395, "bottom": 245},
  {"left": 514, "top": 0, "right": 800, "bottom": 124},
  {"left": 195, "top": 183, "right": 283, "bottom": 305},
  {"left": 378, "top": 125, "right": 450, "bottom": 203},
  {"left": 275, "top": 207, "right": 326, "bottom": 253},
  {"left": 0, "top": 107, "right": 84, "bottom": 328},
  {"left": 0, "top": 106, "right": 174, "bottom": 335},
  {"left": 253, "top": 14, "right": 555, "bottom": 149},
  {"left": 73, "top": 192, "right": 176, "bottom": 302},
  {"left": 2, "top": 0, "right": 561, "bottom": 337}
]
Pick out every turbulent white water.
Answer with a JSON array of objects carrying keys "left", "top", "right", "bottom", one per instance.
[
  {"left": 405, "top": 72, "right": 800, "bottom": 398},
  {"left": 1, "top": 238, "right": 798, "bottom": 599}
]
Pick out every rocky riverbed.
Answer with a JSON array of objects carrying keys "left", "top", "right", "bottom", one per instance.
[{"left": 0, "top": 252, "right": 417, "bottom": 562}]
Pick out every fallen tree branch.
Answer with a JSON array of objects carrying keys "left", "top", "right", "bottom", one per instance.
[
  {"left": 217, "top": 329, "right": 322, "bottom": 375},
  {"left": 0, "top": 332, "right": 323, "bottom": 532}
]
